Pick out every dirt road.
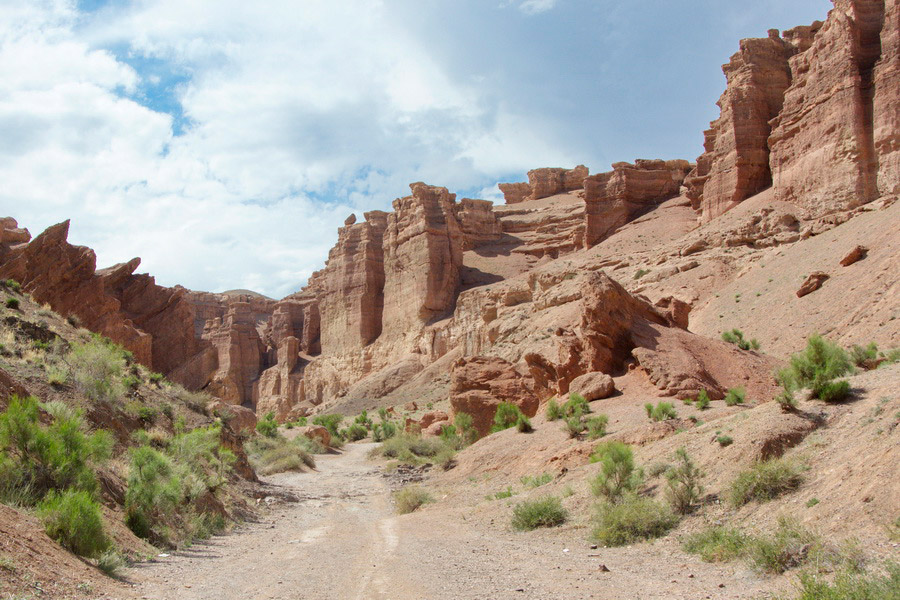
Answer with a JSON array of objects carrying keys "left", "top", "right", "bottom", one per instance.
[{"left": 130, "top": 443, "right": 782, "bottom": 600}]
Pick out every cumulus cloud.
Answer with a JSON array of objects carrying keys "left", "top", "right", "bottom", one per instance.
[{"left": 0, "top": 0, "right": 832, "bottom": 297}]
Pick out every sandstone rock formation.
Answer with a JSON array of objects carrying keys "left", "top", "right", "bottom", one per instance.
[
  {"left": 796, "top": 271, "right": 830, "bottom": 297},
  {"left": 583, "top": 160, "right": 692, "bottom": 247},
  {"left": 840, "top": 245, "right": 869, "bottom": 266},
  {"left": 568, "top": 371, "right": 615, "bottom": 402},
  {"left": 499, "top": 165, "right": 589, "bottom": 204},
  {"left": 449, "top": 356, "right": 539, "bottom": 436}
]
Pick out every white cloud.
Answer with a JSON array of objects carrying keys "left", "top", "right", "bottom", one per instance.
[{"left": 503, "top": 0, "right": 559, "bottom": 15}]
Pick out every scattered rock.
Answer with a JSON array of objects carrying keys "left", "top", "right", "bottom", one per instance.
[
  {"left": 296, "top": 425, "right": 331, "bottom": 448},
  {"left": 796, "top": 271, "right": 830, "bottom": 298},
  {"left": 839, "top": 245, "right": 868, "bottom": 266}
]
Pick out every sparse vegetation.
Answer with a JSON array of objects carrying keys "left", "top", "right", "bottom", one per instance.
[
  {"left": 695, "top": 390, "right": 710, "bottom": 410},
  {"left": 376, "top": 433, "right": 455, "bottom": 467},
  {"left": 633, "top": 269, "right": 650, "bottom": 280},
  {"left": 592, "top": 495, "right": 677, "bottom": 546},
  {"left": 776, "top": 334, "right": 853, "bottom": 404},
  {"left": 5, "top": 297, "right": 20, "bottom": 310},
  {"left": 38, "top": 489, "right": 110, "bottom": 558},
  {"left": 511, "top": 496, "right": 567, "bottom": 531},
  {"left": 342, "top": 423, "right": 369, "bottom": 441},
  {"left": 255, "top": 411, "right": 279, "bottom": 438},
  {"left": 312, "top": 414, "right": 344, "bottom": 439},
  {"left": 724, "top": 387, "right": 745, "bottom": 406},
  {"left": 721, "top": 328, "right": 760, "bottom": 351},
  {"left": 850, "top": 342, "right": 880, "bottom": 369},
  {"left": 545, "top": 398, "right": 562, "bottom": 421},
  {"left": 716, "top": 434, "right": 733, "bottom": 447},
  {"left": 746, "top": 517, "right": 821, "bottom": 574},
  {"left": 492, "top": 401, "right": 529, "bottom": 433},
  {"left": 778, "top": 563, "right": 900, "bottom": 600},
  {"left": 645, "top": 401, "right": 677, "bottom": 422},
  {"left": 683, "top": 527, "right": 748, "bottom": 562},
  {"left": 68, "top": 337, "right": 128, "bottom": 403},
  {"left": 393, "top": 486, "right": 432, "bottom": 514},
  {"left": 729, "top": 458, "right": 804, "bottom": 507},
  {"left": 586, "top": 414, "right": 609, "bottom": 439},
  {"left": 589, "top": 441, "right": 642, "bottom": 502},
  {"left": 664, "top": 447, "right": 703, "bottom": 514},
  {"left": 245, "top": 434, "right": 315, "bottom": 476},
  {"left": 520, "top": 473, "right": 552, "bottom": 488},
  {"left": 562, "top": 393, "right": 590, "bottom": 418}
]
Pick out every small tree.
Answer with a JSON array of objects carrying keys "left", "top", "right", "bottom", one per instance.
[
  {"left": 665, "top": 447, "right": 703, "bottom": 514},
  {"left": 590, "top": 441, "right": 642, "bottom": 502},
  {"left": 491, "top": 402, "right": 525, "bottom": 433}
]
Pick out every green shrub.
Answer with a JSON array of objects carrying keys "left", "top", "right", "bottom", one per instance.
[
  {"left": 746, "top": 516, "right": 820, "bottom": 574},
  {"left": 5, "top": 297, "right": 19, "bottom": 310},
  {"left": 780, "top": 563, "right": 900, "bottom": 600},
  {"left": 695, "top": 390, "right": 710, "bottom": 410},
  {"left": 645, "top": 401, "right": 677, "bottom": 422},
  {"left": 776, "top": 389, "right": 799, "bottom": 411},
  {"left": 3, "top": 279, "right": 21, "bottom": 292},
  {"left": 586, "top": 414, "right": 609, "bottom": 439},
  {"left": 491, "top": 487, "right": 514, "bottom": 500},
  {"left": 491, "top": 402, "right": 525, "bottom": 433},
  {"left": 511, "top": 496, "right": 567, "bottom": 531},
  {"left": 716, "top": 434, "right": 733, "bottom": 447},
  {"left": 664, "top": 447, "right": 703, "bottom": 514},
  {"left": 850, "top": 342, "right": 879, "bottom": 369},
  {"left": 312, "top": 414, "right": 343, "bottom": 438},
  {"left": 354, "top": 410, "right": 373, "bottom": 430},
  {"left": 520, "top": 473, "right": 552, "bottom": 488},
  {"left": 589, "top": 441, "right": 642, "bottom": 502},
  {"left": 591, "top": 494, "right": 677, "bottom": 546},
  {"left": 724, "top": 387, "right": 745, "bottom": 406},
  {"left": 125, "top": 446, "right": 182, "bottom": 539},
  {"left": 721, "top": 329, "right": 760, "bottom": 351},
  {"left": 633, "top": 269, "right": 649, "bottom": 280},
  {"left": 122, "top": 374, "right": 141, "bottom": 390},
  {"left": 777, "top": 334, "right": 853, "bottom": 401},
  {"left": 563, "top": 393, "right": 590, "bottom": 418},
  {"left": 373, "top": 421, "right": 398, "bottom": 442},
  {"left": 515, "top": 414, "right": 533, "bottom": 433},
  {"left": 97, "top": 549, "right": 124, "bottom": 577},
  {"left": 69, "top": 339, "right": 127, "bottom": 402},
  {"left": 256, "top": 412, "right": 278, "bottom": 438},
  {"left": 453, "top": 412, "right": 478, "bottom": 445},
  {"left": 393, "top": 486, "right": 432, "bottom": 514},
  {"left": 148, "top": 372, "right": 166, "bottom": 386},
  {"left": 563, "top": 415, "right": 585, "bottom": 438},
  {"left": 168, "top": 425, "right": 235, "bottom": 493},
  {"left": 0, "top": 395, "right": 111, "bottom": 504},
  {"left": 818, "top": 380, "right": 851, "bottom": 403},
  {"left": 38, "top": 489, "right": 110, "bottom": 558},
  {"left": 45, "top": 363, "right": 69, "bottom": 387},
  {"left": 545, "top": 398, "right": 562, "bottom": 421},
  {"left": 683, "top": 527, "right": 748, "bottom": 562},
  {"left": 245, "top": 435, "right": 315, "bottom": 476},
  {"left": 344, "top": 423, "right": 368, "bottom": 441},
  {"left": 729, "top": 458, "right": 804, "bottom": 507},
  {"left": 377, "top": 433, "right": 454, "bottom": 466}
]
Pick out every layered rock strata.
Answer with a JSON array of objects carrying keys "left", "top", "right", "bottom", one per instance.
[{"left": 499, "top": 165, "right": 589, "bottom": 204}]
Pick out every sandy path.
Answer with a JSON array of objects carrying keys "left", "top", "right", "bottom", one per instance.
[{"left": 130, "top": 443, "right": 781, "bottom": 600}]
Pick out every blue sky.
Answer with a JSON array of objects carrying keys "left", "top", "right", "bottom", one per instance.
[{"left": 0, "top": 0, "right": 830, "bottom": 297}]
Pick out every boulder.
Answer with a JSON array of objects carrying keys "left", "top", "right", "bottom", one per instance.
[
  {"left": 207, "top": 399, "right": 258, "bottom": 435},
  {"left": 296, "top": 425, "right": 331, "bottom": 448},
  {"left": 839, "top": 245, "right": 868, "bottom": 266},
  {"left": 796, "top": 272, "right": 830, "bottom": 298},
  {"left": 422, "top": 420, "right": 450, "bottom": 437},
  {"left": 568, "top": 372, "right": 616, "bottom": 402},
  {"left": 449, "top": 356, "right": 538, "bottom": 437},
  {"left": 419, "top": 410, "right": 449, "bottom": 429}
]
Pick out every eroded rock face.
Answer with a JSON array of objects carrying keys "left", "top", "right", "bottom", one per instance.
[
  {"left": 313, "top": 211, "right": 388, "bottom": 354},
  {"left": 686, "top": 28, "right": 817, "bottom": 222},
  {"left": 382, "top": 183, "right": 465, "bottom": 335},
  {"left": 449, "top": 356, "right": 539, "bottom": 436},
  {"left": 498, "top": 165, "right": 589, "bottom": 204},
  {"left": 454, "top": 199, "right": 503, "bottom": 249},
  {"left": 583, "top": 160, "right": 691, "bottom": 247},
  {"left": 255, "top": 336, "right": 305, "bottom": 421},
  {"left": 874, "top": 0, "right": 899, "bottom": 196},
  {"left": 769, "top": 1, "right": 886, "bottom": 214},
  {"left": 202, "top": 302, "right": 264, "bottom": 406}
]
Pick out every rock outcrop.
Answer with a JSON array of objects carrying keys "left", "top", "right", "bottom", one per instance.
[
  {"left": 769, "top": 1, "right": 887, "bottom": 214},
  {"left": 499, "top": 165, "right": 589, "bottom": 204},
  {"left": 449, "top": 356, "right": 539, "bottom": 436},
  {"left": 685, "top": 27, "right": 818, "bottom": 222},
  {"left": 583, "top": 160, "right": 691, "bottom": 247},
  {"left": 874, "top": 0, "right": 899, "bottom": 196}
]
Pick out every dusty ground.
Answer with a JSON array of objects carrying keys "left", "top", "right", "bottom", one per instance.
[{"left": 129, "top": 442, "right": 797, "bottom": 600}]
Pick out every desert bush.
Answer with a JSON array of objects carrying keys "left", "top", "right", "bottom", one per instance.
[
  {"left": 545, "top": 398, "right": 562, "bottom": 421},
  {"left": 5, "top": 297, "right": 19, "bottom": 310},
  {"left": 563, "top": 415, "right": 585, "bottom": 438},
  {"left": 695, "top": 390, "right": 710, "bottom": 410},
  {"left": 775, "top": 389, "right": 799, "bottom": 412},
  {"left": 68, "top": 338, "right": 127, "bottom": 402},
  {"left": 850, "top": 342, "right": 880, "bottom": 369},
  {"left": 724, "top": 387, "right": 745, "bottom": 406},
  {"left": 491, "top": 402, "right": 525, "bottom": 433},
  {"left": 520, "top": 473, "right": 552, "bottom": 488},
  {"left": 148, "top": 372, "right": 166, "bottom": 386},
  {"left": 683, "top": 527, "right": 748, "bottom": 562},
  {"left": 780, "top": 563, "right": 900, "bottom": 600},
  {"left": 3, "top": 279, "right": 21, "bottom": 292},
  {"left": 45, "top": 362, "right": 69, "bottom": 387},
  {"left": 168, "top": 425, "right": 235, "bottom": 492},
  {"left": 256, "top": 412, "right": 278, "bottom": 438},
  {"left": 373, "top": 420, "right": 398, "bottom": 443},
  {"left": 354, "top": 410, "right": 373, "bottom": 430},
  {"left": 721, "top": 329, "right": 760, "bottom": 351},
  {"left": 746, "top": 517, "right": 820, "bottom": 574},
  {"left": 377, "top": 433, "right": 454, "bottom": 466},
  {"left": 777, "top": 334, "right": 853, "bottom": 402},
  {"left": 38, "top": 489, "right": 110, "bottom": 558},
  {"left": 716, "top": 434, "right": 733, "bottom": 447},
  {"left": 592, "top": 494, "right": 677, "bottom": 546},
  {"left": 515, "top": 414, "right": 533, "bottom": 433},
  {"left": 97, "top": 549, "right": 125, "bottom": 577},
  {"left": 312, "top": 414, "right": 344, "bottom": 438},
  {"left": 0, "top": 395, "right": 111, "bottom": 503},
  {"left": 664, "top": 447, "right": 703, "bottom": 514},
  {"left": 589, "top": 441, "right": 642, "bottom": 502},
  {"left": 245, "top": 435, "right": 314, "bottom": 476},
  {"left": 818, "top": 380, "right": 851, "bottom": 403},
  {"left": 511, "top": 496, "right": 567, "bottom": 531},
  {"left": 645, "top": 401, "right": 677, "bottom": 422},
  {"left": 562, "top": 393, "right": 590, "bottom": 418},
  {"left": 344, "top": 423, "right": 368, "bottom": 441},
  {"left": 125, "top": 446, "right": 182, "bottom": 539},
  {"left": 393, "top": 486, "right": 432, "bottom": 514},
  {"left": 586, "top": 414, "right": 609, "bottom": 439},
  {"left": 453, "top": 411, "right": 478, "bottom": 446},
  {"left": 729, "top": 458, "right": 804, "bottom": 507}
]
